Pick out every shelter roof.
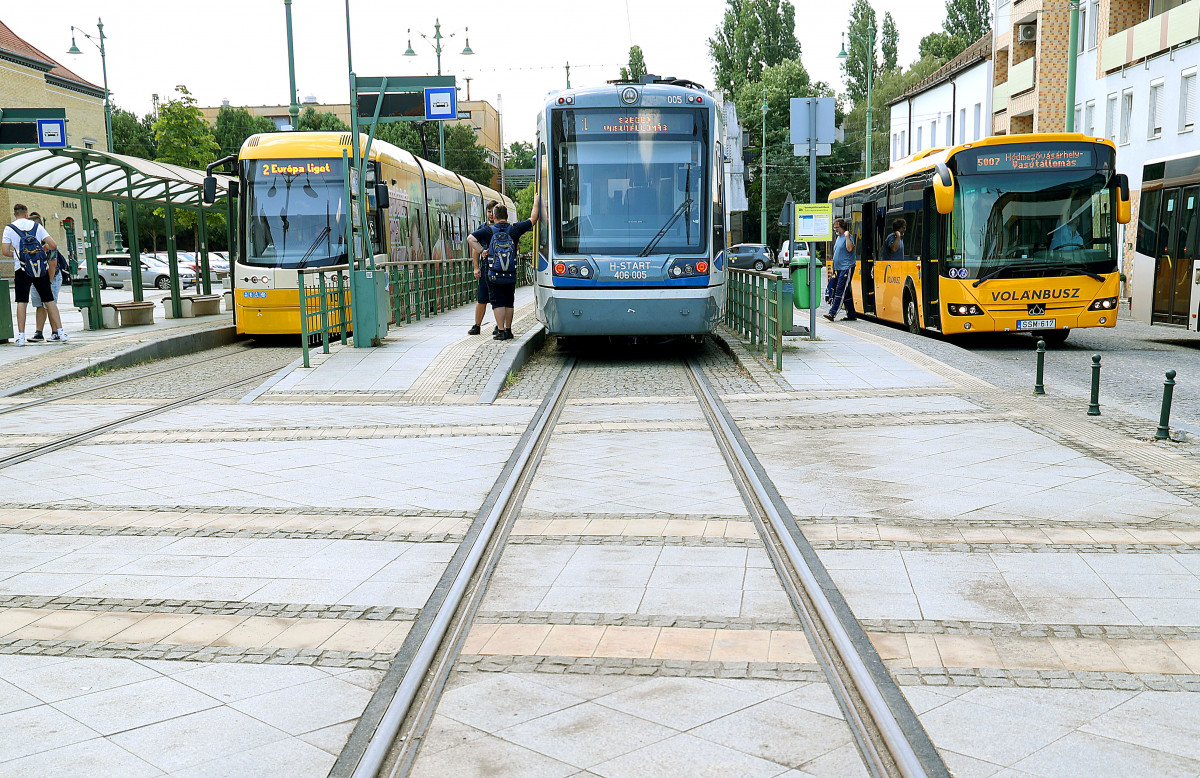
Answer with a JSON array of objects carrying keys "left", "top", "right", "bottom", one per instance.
[{"left": 0, "top": 147, "right": 228, "bottom": 208}]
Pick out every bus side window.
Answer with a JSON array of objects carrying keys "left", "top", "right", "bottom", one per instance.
[{"left": 1137, "top": 190, "right": 1161, "bottom": 257}]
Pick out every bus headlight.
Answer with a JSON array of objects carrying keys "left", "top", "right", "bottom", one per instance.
[
  {"left": 1088, "top": 297, "right": 1117, "bottom": 311},
  {"left": 946, "top": 303, "right": 983, "bottom": 316}
]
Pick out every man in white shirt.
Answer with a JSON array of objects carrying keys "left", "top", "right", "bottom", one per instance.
[{"left": 2, "top": 203, "right": 67, "bottom": 346}]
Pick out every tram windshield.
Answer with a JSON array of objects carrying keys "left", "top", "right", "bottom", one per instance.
[
  {"left": 552, "top": 108, "right": 708, "bottom": 255},
  {"left": 947, "top": 143, "right": 1118, "bottom": 281},
  {"left": 244, "top": 158, "right": 348, "bottom": 268}
]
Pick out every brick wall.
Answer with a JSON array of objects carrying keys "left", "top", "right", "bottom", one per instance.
[{"left": 1033, "top": 4, "right": 1072, "bottom": 132}]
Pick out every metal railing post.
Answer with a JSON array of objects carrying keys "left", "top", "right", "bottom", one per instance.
[
  {"left": 1155, "top": 370, "right": 1177, "bottom": 440},
  {"left": 299, "top": 270, "right": 311, "bottom": 368},
  {"left": 1088, "top": 354, "right": 1102, "bottom": 416},
  {"left": 319, "top": 272, "right": 331, "bottom": 354},
  {"left": 337, "top": 270, "right": 349, "bottom": 345}
]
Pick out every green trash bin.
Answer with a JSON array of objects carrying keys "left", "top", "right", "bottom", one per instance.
[
  {"left": 790, "top": 253, "right": 824, "bottom": 309},
  {"left": 72, "top": 274, "right": 95, "bottom": 327},
  {"left": 0, "top": 279, "right": 13, "bottom": 342}
]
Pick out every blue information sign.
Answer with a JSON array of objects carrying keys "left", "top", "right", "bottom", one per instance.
[
  {"left": 36, "top": 119, "right": 66, "bottom": 148},
  {"left": 423, "top": 87, "right": 457, "bottom": 122}
]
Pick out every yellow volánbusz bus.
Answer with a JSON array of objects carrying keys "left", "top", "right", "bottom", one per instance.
[
  {"left": 231, "top": 132, "right": 513, "bottom": 336},
  {"left": 829, "top": 133, "right": 1131, "bottom": 343}
]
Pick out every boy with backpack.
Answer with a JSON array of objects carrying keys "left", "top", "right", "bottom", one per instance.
[
  {"left": 28, "top": 213, "right": 70, "bottom": 342},
  {"left": 467, "top": 195, "right": 541, "bottom": 340},
  {"left": 2, "top": 204, "right": 68, "bottom": 346}
]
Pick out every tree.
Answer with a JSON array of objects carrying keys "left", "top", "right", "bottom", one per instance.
[
  {"left": 842, "top": 0, "right": 878, "bottom": 106},
  {"left": 111, "top": 108, "right": 156, "bottom": 159},
  {"left": 153, "top": 85, "right": 220, "bottom": 169},
  {"left": 432, "top": 123, "right": 492, "bottom": 184},
  {"left": 296, "top": 106, "right": 349, "bottom": 132},
  {"left": 505, "top": 141, "right": 535, "bottom": 170},
  {"left": 619, "top": 45, "right": 648, "bottom": 81},
  {"left": 881, "top": 12, "right": 899, "bottom": 72},
  {"left": 708, "top": 0, "right": 801, "bottom": 95},
  {"left": 213, "top": 106, "right": 276, "bottom": 156},
  {"left": 944, "top": 0, "right": 992, "bottom": 43},
  {"left": 514, "top": 182, "right": 536, "bottom": 253},
  {"left": 373, "top": 121, "right": 422, "bottom": 156},
  {"left": 841, "top": 54, "right": 946, "bottom": 177},
  {"left": 918, "top": 31, "right": 967, "bottom": 62}
]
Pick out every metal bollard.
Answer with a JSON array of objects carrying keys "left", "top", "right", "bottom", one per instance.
[
  {"left": 1155, "top": 369, "right": 1177, "bottom": 440},
  {"left": 1088, "top": 354, "right": 1102, "bottom": 416},
  {"left": 1034, "top": 340, "right": 1046, "bottom": 395}
]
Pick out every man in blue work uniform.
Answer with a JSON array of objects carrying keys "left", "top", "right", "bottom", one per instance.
[{"left": 824, "top": 217, "right": 858, "bottom": 322}]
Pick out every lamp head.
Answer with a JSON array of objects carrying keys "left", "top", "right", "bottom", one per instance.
[
  {"left": 837, "top": 33, "right": 848, "bottom": 59},
  {"left": 462, "top": 28, "right": 473, "bottom": 56},
  {"left": 404, "top": 29, "right": 416, "bottom": 57},
  {"left": 67, "top": 33, "right": 82, "bottom": 56}
]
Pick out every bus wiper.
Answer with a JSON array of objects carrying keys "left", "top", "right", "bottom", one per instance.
[
  {"left": 638, "top": 196, "right": 694, "bottom": 257},
  {"left": 973, "top": 261, "right": 1105, "bottom": 287},
  {"left": 1050, "top": 264, "right": 1104, "bottom": 282},
  {"left": 296, "top": 226, "right": 332, "bottom": 269},
  {"left": 972, "top": 263, "right": 1024, "bottom": 287}
]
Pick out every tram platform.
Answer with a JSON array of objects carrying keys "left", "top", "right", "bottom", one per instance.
[{"left": 0, "top": 287, "right": 234, "bottom": 396}]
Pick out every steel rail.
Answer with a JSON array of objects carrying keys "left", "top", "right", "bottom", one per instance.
[
  {"left": 346, "top": 358, "right": 577, "bottom": 778},
  {"left": 686, "top": 358, "right": 948, "bottom": 778},
  {"left": 0, "top": 345, "right": 255, "bottom": 417},
  {"left": 0, "top": 366, "right": 281, "bottom": 471}
]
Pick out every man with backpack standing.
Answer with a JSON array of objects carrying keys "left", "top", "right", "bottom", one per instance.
[
  {"left": 468, "top": 195, "right": 540, "bottom": 341},
  {"left": 3, "top": 204, "right": 68, "bottom": 346},
  {"left": 468, "top": 200, "right": 499, "bottom": 336},
  {"left": 27, "top": 213, "right": 69, "bottom": 343}
]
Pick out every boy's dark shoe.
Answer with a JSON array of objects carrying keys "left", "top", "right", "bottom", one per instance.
[{"left": 467, "top": 324, "right": 481, "bottom": 335}]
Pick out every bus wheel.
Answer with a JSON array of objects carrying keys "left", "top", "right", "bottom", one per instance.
[
  {"left": 904, "top": 295, "right": 921, "bottom": 335},
  {"left": 1041, "top": 329, "right": 1070, "bottom": 345}
]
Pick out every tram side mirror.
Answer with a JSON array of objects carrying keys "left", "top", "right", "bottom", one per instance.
[
  {"left": 933, "top": 162, "right": 955, "bottom": 215},
  {"left": 203, "top": 176, "right": 217, "bottom": 205},
  {"left": 375, "top": 183, "right": 390, "bottom": 210},
  {"left": 1115, "top": 173, "right": 1131, "bottom": 224}
]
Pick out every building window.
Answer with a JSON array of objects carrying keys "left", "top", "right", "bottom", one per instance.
[
  {"left": 1074, "top": 104, "right": 1083, "bottom": 132},
  {"left": 1182, "top": 70, "right": 1197, "bottom": 132},
  {"left": 900, "top": 129, "right": 906, "bottom": 155},
  {"left": 892, "top": 133, "right": 899, "bottom": 160},
  {"left": 916, "top": 125, "right": 923, "bottom": 151},
  {"left": 1084, "top": 100, "right": 1096, "bottom": 135},
  {"left": 1151, "top": 0, "right": 1186, "bottom": 18},
  {"left": 1078, "top": 4, "right": 1087, "bottom": 53},
  {"left": 973, "top": 104, "right": 981, "bottom": 140},
  {"left": 959, "top": 108, "right": 967, "bottom": 143},
  {"left": 1106, "top": 93, "right": 1118, "bottom": 140},
  {"left": 1119, "top": 89, "right": 1133, "bottom": 145},
  {"left": 1148, "top": 80, "right": 1165, "bottom": 138},
  {"left": 930, "top": 121, "right": 937, "bottom": 147},
  {"left": 945, "top": 115, "right": 952, "bottom": 146},
  {"left": 1087, "top": 0, "right": 1099, "bottom": 50}
]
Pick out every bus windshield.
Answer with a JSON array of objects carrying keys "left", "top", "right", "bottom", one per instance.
[
  {"left": 244, "top": 158, "right": 348, "bottom": 268},
  {"left": 552, "top": 108, "right": 708, "bottom": 255},
  {"left": 948, "top": 147, "right": 1118, "bottom": 280}
]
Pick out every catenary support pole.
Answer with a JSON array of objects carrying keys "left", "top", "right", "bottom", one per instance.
[
  {"left": 1065, "top": 1, "right": 1080, "bottom": 132},
  {"left": 809, "top": 98, "right": 818, "bottom": 340}
]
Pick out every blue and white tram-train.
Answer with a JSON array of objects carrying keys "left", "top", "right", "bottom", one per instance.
[{"left": 531, "top": 77, "right": 728, "bottom": 337}]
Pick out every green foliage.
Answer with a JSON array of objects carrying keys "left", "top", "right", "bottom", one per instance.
[
  {"left": 153, "top": 86, "right": 220, "bottom": 169},
  {"left": 213, "top": 106, "right": 276, "bottom": 155},
  {"left": 842, "top": 0, "right": 879, "bottom": 106},
  {"left": 882, "top": 12, "right": 899, "bottom": 72},
  {"left": 296, "top": 106, "right": 349, "bottom": 132},
  {"left": 111, "top": 108, "right": 156, "bottom": 159},
  {"left": 842, "top": 55, "right": 947, "bottom": 176},
  {"left": 708, "top": 0, "right": 801, "bottom": 95},
  {"left": 918, "top": 30, "right": 967, "bottom": 61},
  {"left": 619, "top": 45, "right": 648, "bottom": 81},
  {"left": 514, "top": 182, "right": 536, "bottom": 253},
  {"left": 505, "top": 141, "right": 535, "bottom": 170},
  {"left": 373, "top": 122, "right": 422, "bottom": 156},
  {"left": 944, "top": 0, "right": 992, "bottom": 42},
  {"left": 431, "top": 123, "right": 493, "bottom": 184}
]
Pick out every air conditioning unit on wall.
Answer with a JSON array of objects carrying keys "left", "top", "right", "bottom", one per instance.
[{"left": 1018, "top": 24, "right": 1037, "bottom": 43}]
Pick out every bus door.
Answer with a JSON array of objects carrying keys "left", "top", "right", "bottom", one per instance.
[
  {"left": 922, "top": 191, "right": 943, "bottom": 331},
  {"left": 1152, "top": 187, "right": 1193, "bottom": 326},
  {"left": 859, "top": 200, "right": 878, "bottom": 315}
]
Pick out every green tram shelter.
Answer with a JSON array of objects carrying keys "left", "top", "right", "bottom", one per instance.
[{"left": 0, "top": 147, "right": 231, "bottom": 328}]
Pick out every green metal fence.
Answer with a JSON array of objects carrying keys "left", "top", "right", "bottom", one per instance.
[
  {"left": 381, "top": 255, "right": 534, "bottom": 326},
  {"left": 298, "top": 265, "right": 351, "bottom": 368},
  {"left": 725, "top": 267, "right": 788, "bottom": 370}
]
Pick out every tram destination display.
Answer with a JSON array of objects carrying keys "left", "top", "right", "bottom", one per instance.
[
  {"left": 571, "top": 110, "right": 696, "bottom": 136},
  {"left": 957, "top": 144, "right": 1096, "bottom": 174}
]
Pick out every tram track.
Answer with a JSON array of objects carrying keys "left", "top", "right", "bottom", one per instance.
[{"left": 336, "top": 352, "right": 948, "bottom": 778}]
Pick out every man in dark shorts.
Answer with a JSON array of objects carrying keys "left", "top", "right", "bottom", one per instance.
[
  {"left": 3, "top": 203, "right": 67, "bottom": 346},
  {"left": 468, "top": 195, "right": 540, "bottom": 340},
  {"left": 468, "top": 200, "right": 499, "bottom": 335}
]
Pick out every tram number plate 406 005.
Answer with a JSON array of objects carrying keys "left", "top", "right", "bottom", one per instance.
[{"left": 1017, "top": 318, "right": 1056, "bottom": 330}]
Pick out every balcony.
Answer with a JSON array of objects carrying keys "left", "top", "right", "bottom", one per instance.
[
  {"left": 1100, "top": 0, "right": 1200, "bottom": 72},
  {"left": 1009, "top": 57, "right": 1037, "bottom": 96}
]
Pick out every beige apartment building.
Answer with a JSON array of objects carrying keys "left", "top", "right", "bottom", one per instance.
[
  {"left": 198, "top": 97, "right": 505, "bottom": 187},
  {"left": 0, "top": 20, "right": 115, "bottom": 278}
]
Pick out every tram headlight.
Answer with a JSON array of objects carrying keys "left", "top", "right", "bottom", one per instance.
[
  {"left": 672, "top": 266, "right": 682, "bottom": 277},
  {"left": 579, "top": 266, "right": 590, "bottom": 277},
  {"left": 1088, "top": 297, "right": 1118, "bottom": 311},
  {"left": 569, "top": 265, "right": 579, "bottom": 276}
]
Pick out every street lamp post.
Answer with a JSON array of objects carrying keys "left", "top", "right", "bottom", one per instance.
[
  {"left": 1065, "top": 0, "right": 1080, "bottom": 132},
  {"left": 838, "top": 26, "right": 877, "bottom": 178},
  {"left": 284, "top": 0, "right": 300, "bottom": 130},
  {"left": 404, "top": 19, "right": 474, "bottom": 167},
  {"left": 760, "top": 86, "right": 768, "bottom": 245},
  {"left": 68, "top": 18, "right": 121, "bottom": 251}
]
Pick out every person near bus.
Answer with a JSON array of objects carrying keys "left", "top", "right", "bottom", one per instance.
[
  {"left": 468, "top": 195, "right": 540, "bottom": 341},
  {"left": 883, "top": 218, "right": 906, "bottom": 261},
  {"left": 824, "top": 217, "right": 858, "bottom": 322},
  {"left": 3, "top": 203, "right": 68, "bottom": 345},
  {"left": 27, "top": 213, "right": 69, "bottom": 342},
  {"left": 468, "top": 201, "right": 498, "bottom": 335}
]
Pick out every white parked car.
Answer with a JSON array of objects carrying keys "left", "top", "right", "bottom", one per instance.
[
  {"left": 96, "top": 254, "right": 196, "bottom": 290},
  {"left": 777, "top": 240, "right": 813, "bottom": 267}
]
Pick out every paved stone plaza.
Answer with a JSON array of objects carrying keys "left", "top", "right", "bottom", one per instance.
[{"left": 1, "top": 302, "right": 1199, "bottom": 776}]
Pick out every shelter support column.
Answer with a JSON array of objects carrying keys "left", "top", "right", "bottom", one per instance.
[
  {"left": 198, "top": 208, "right": 211, "bottom": 295},
  {"left": 78, "top": 161, "right": 103, "bottom": 330},
  {"left": 164, "top": 184, "right": 182, "bottom": 319},
  {"left": 125, "top": 191, "right": 143, "bottom": 302}
]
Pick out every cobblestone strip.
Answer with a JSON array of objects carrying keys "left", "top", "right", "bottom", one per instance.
[
  {"left": 0, "top": 523, "right": 465, "bottom": 543},
  {"left": 861, "top": 619, "right": 1200, "bottom": 640},
  {"left": 710, "top": 327, "right": 792, "bottom": 392},
  {"left": 447, "top": 312, "right": 538, "bottom": 398},
  {"left": 809, "top": 540, "right": 1200, "bottom": 554},
  {"left": 791, "top": 514, "right": 1200, "bottom": 530},
  {"left": 456, "top": 653, "right": 826, "bottom": 680},
  {"left": 507, "top": 534, "right": 762, "bottom": 547},
  {"left": 0, "top": 596, "right": 420, "bottom": 621},
  {"left": 0, "top": 424, "right": 527, "bottom": 446},
  {"left": 0, "top": 638, "right": 395, "bottom": 670},
  {"left": 472, "top": 611, "right": 802, "bottom": 630},
  {"left": 0, "top": 503, "right": 474, "bottom": 518},
  {"left": 889, "top": 666, "right": 1200, "bottom": 692},
  {"left": 517, "top": 510, "right": 748, "bottom": 522}
]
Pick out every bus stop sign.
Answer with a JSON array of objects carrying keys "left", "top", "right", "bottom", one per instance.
[
  {"left": 424, "top": 87, "right": 457, "bottom": 122},
  {"left": 37, "top": 119, "right": 66, "bottom": 148}
]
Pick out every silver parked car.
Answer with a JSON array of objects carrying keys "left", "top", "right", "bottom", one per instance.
[{"left": 96, "top": 254, "right": 196, "bottom": 290}]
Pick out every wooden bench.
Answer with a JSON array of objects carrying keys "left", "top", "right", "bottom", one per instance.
[
  {"left": 162, "top": 294, "right": 223, "bottom": 318},
  {"left": 101, "top": 301, "right": 156, "bottom": 328}
]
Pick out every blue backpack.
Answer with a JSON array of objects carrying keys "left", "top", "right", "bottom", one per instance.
[
  {"left": 8, "top": 223, "right": 49, "bottom": 278},
  {"left": 486, "top": 224, "right": 517, "bottom": 285}
]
